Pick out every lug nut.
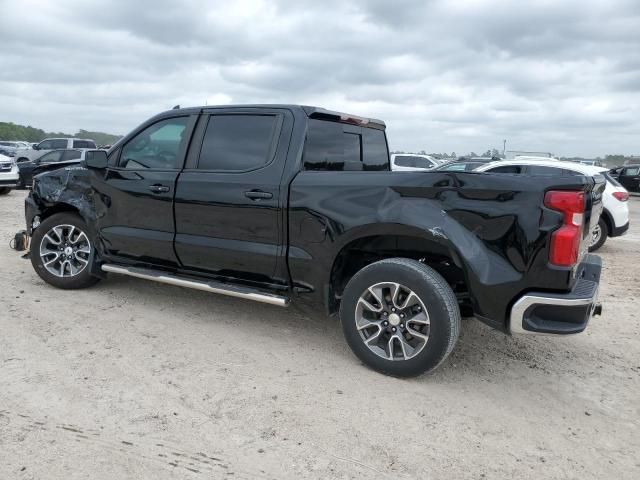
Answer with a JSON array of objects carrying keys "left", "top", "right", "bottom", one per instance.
[
  {"left": 383, "top": 312, "right": 388, "bottom": 316},
  {"left": 383, "top": 321, "right": 388, "bottom": 326},
  {"left": 392, "top": 327, "right": 397, "bottom": 332},
  {"left": 391, "top": 308, "right": 396, "bottom": 312},
  {"left": 400, "top": 313, "right": 405, "bottom": 318},
  {"left": 400, "top": 323, "right": 404, "bottom": 328}
]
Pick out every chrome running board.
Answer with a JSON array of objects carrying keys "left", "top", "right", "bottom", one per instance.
[{"left": 101, "top": 264, "right": 289, "bottom": 307}]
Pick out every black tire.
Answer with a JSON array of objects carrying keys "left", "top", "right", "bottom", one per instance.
[
  {"left": 589, "top": 217, "right": 608, "bottom": 252},
  {"left": 30, "top": 212, "right": 100, "bottom": 289},
  {"left": 17, "top": 157, "right": 29, "bottom": 163},
  {"left": 340, "top": 258, "right": 460, "bottom": 377},
  {"left": 0, "top": 187, "right": 10, "bottom": 195}
]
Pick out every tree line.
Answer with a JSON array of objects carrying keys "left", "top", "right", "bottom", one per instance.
[{"left": 0, "top": 122, "right": 121, "bottom": 146}]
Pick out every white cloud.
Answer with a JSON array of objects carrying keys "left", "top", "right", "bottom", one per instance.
[{"left": 0, "top": 0, "right": 638, "bottom": 156}]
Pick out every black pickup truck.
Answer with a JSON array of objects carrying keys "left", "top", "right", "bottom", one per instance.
[{"left": 24, "top": 105, "right": 604, "bottom": 376}]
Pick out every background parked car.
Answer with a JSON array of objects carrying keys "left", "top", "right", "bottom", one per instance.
[
  {"left": 391, "top": 153, "right": 439, "bottom": 171},
  {"left": 617, "top": 165, "right": 640, "bottom": 193},
  {"left": 434, "top": 160, "right": 487, "bottom": 171},
  {"left": 0, "top": 153, "right": 20, "bottom": 195},
  {"left": 14, "top": 138, "right": 96, "bottom": 163},
  {"left": 18, "top": 149, "right": 87, "bottom": 188},
  {"left": 476, "top": 159, "right": 630, "bottom": 251}
]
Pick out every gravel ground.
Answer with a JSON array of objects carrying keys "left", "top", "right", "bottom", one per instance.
[{"left": 1, "top": 189, "right": 639, "bottom": 479}]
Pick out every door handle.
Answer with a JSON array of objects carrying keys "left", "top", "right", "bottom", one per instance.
[
  {"left": 149, "top": 184, "right": 170, "bottom": 194},
  {"left": 244, "top": 190, "right": 273, "bottom": 200}
]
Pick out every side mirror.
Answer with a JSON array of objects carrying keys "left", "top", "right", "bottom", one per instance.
[
  {"left": 83, "top": 150, "right": 108, "bottom": 169},
  {"left": 33, "top": 144, "right": 40, "bottom": 150}
]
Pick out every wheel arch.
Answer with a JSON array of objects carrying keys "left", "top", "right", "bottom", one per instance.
[
  {"left": 600, "top": 208, "right": 613, "bottom": 235},
  {"left": 327, "top": 231, "right": 468, "bottom": 316}
]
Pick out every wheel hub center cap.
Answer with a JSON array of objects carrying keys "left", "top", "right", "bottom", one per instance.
[
  {"left": 64, "top": 246, "right": 73, "bottom": 256},
  {"left": 388, "top": 313, "right": 401, "bottom": 326}
]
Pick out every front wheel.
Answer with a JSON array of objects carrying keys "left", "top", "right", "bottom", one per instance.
[
  {"left": 340, "top": 258, "right": 460, "bottom": 377},
  {"left": 30, "top": 212, "right": 100, "bottom": 289},
  {"left": 589, "top": 217, "right": 608, "bottom": 252},
  {"left": 0, "top": 187, "right": 11, "bottom": 195}
]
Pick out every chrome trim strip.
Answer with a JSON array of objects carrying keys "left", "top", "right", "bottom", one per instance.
[
  {"left": 509, "top": 288, "right": 598, "bottom": 335},
  {"left": 102, "top": 264, "right": 289, "bottom": 307}
]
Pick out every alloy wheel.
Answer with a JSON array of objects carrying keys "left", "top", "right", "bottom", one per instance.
[
  {"left": 355, "top": 282, "right": 430, "bottom": 361},
  {"left": 39, "top": 224, "right": 91, "bottom": 277}
]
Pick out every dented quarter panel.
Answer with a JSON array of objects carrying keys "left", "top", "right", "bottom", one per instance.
[{"left": 288, "top": 170, "right": 597, "bottom": 326}]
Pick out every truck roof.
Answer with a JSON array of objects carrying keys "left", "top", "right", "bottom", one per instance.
[{"left": 159, "top": 104, "right": 386, "bottom": 130}]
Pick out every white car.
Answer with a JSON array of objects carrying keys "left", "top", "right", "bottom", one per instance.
[
  {"left": 0, "top": 153, "right": 20, "bottom": 195},
  {"left": 476, "top": 159, "right": 629, "bottom": 251},
  {"left": 391, "top": 154, "right": 439, "bottom": 171}
]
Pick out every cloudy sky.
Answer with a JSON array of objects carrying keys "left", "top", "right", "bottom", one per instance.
[{"left": 1, "top": 0, "right": 638, "bottom": 157}]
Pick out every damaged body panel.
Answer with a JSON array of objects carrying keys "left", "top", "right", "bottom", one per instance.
[{"left": 26, "top": 166, "right": 95, "bottom": 233}]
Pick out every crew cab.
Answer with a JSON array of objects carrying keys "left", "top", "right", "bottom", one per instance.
[{"left": 24, "top": 105, "right": 605, "bottom": 376}]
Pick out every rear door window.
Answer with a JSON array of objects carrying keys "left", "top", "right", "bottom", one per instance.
[
  {"left": 623, "top": 167, "right": 640, "bottom": 176},
  {"left": 197, "top": 115, "right": 279, "bottom": 171}
]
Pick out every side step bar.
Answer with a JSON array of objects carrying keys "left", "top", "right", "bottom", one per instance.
[{"left": 101, "top": 264, "right": 289, "bottom": 307}]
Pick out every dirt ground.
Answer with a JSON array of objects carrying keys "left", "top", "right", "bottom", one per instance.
[{"left": 1, "top": 189, "right": 638, "bottom": 480}]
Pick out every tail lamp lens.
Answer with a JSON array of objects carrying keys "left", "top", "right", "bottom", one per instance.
[
  {"left": 613, "top": 191, "right": 629, "bottom": 202},
  {"left": 544, "top": 191, "right": 585, "bottom": 267}
]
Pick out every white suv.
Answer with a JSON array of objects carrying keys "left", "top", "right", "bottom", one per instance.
[
  {"left": 15, "top": 138, "right": 96, "bottom": 163},
  {"left": 476, "top": 159, "right": 629, "bottom": 251},
  {"left": 0, "top": 153, "right": 20, "bottom": 195}
]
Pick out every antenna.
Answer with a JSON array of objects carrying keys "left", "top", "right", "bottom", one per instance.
[{"left": 172, "top": 104, "right": 180, "bottom": 110}]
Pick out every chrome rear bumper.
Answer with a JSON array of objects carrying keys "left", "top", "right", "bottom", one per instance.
[{"left": 509, "top": 255, "right": 602, "bottom": 335}]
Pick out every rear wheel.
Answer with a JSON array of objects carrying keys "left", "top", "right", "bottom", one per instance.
[
  {"left": 0, "top": 187, "right": 10, "bottom": 195},
  {"left": 340, "top": 258, "right": 460, "bottom": 377},
  {"left": 589, "top": 217, "right": 608, "bottom": 252},
  {"left": 30, "top": 213, "right": 100, "bottom": 289}
]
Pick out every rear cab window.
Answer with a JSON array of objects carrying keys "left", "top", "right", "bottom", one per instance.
[{"left": 303, "top": 119, "right": 389, "bottom": 171}]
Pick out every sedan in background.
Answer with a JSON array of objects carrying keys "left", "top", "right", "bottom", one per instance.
[
  {"left": 18, "top": 149, "right": 86, "bottom": 188},
  {"left": 476, "top": 159, "right": 630, "bottom": 251}
]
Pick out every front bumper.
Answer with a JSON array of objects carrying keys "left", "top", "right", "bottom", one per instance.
[
  {"left": 0, "top": 168, "right": 20, "bottom": 187},
  {"left": 0, "top": 178, "right": 19, "bottom": 187},
  {"left": 509, "top": 254, "right": 602, "bottom": 335}
]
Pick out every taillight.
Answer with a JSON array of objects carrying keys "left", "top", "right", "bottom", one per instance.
[
  {"left": 613, "top": 191, "right": 629, "bottom": 202},
  {"left": 544, "top": 190, "right": 585, "bottom": 267}
]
